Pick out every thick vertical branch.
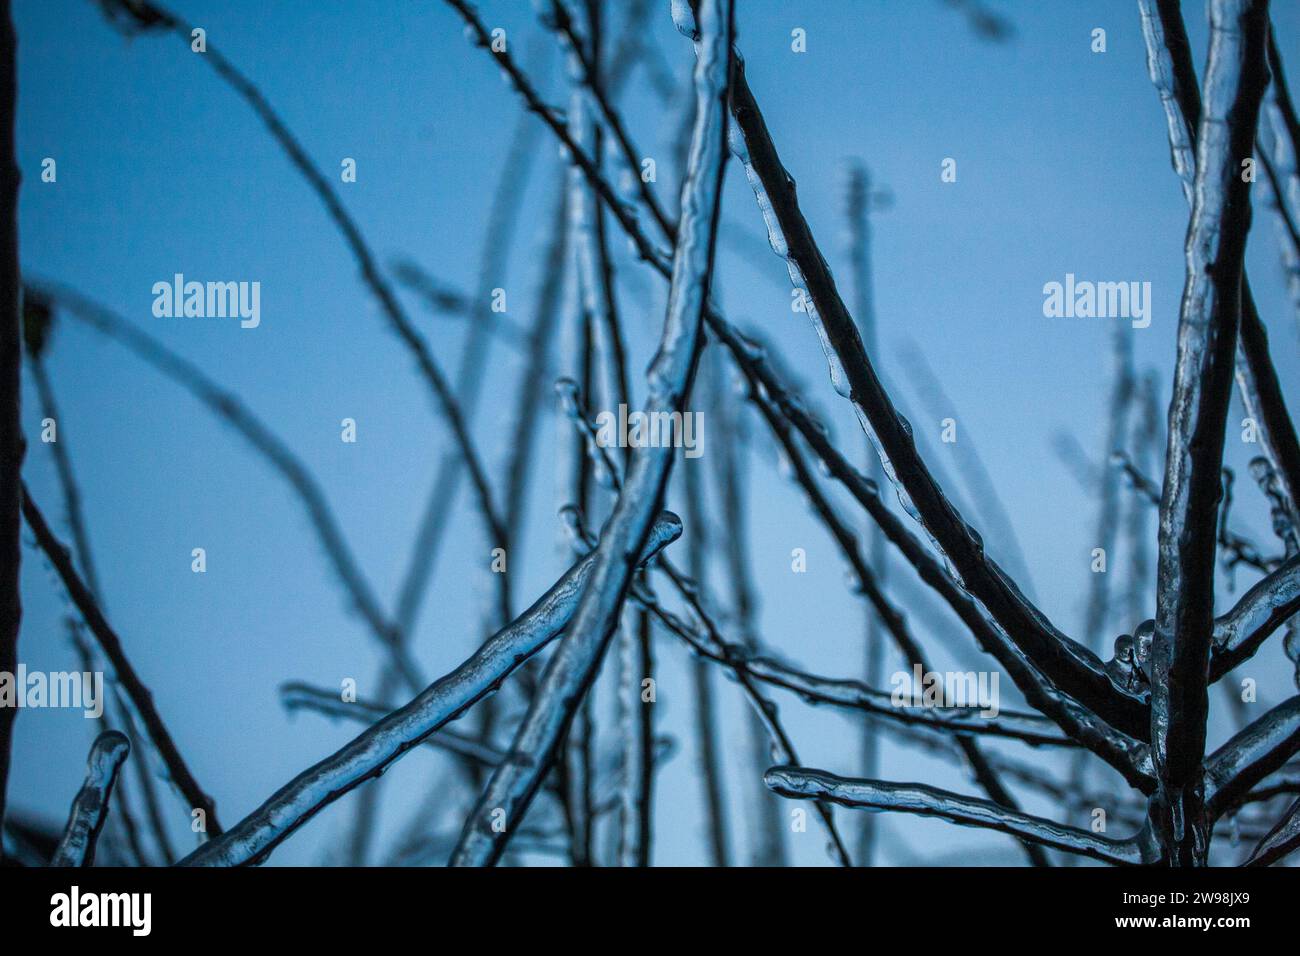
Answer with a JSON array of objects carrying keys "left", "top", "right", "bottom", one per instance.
[
  {"left": 1139, "top": 0, "right": 1300, "bottom": 535},
  {"left": 1151, "top": 0, "right": 1269, "bottom": 867},
  {"left": 449, "top": 0, "right": 733, "bottom": 868},
  {"left": 0, "top": 0, "right": 19, "bottom": 842}
]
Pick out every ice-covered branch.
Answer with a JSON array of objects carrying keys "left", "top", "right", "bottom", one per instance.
[
  {"left": 1244, "top": 795, "right": 1300, "bottom": 865},
  {"left": 741, "top": 656, "right": 1076, "bottom": 747},
  {"left": 23, "top": 298, "right": 170, "bottom": 861},
  {"left": 763, "top": 766, "right": 1154, "bottom": 866},
  {"left": 29, "top": 281, "right": 424, "bottom": 693},
  {"left": 279, "top": 681, "right": 507, "bottom": 772},
  {"left": 444, "top": 0, "right": 673, "bottom": 275},
  {"left": 561, "top": 466, "right": 854, "bottom": 865},
  {"left": 726, "top": 341, "right": 1154, "bottom": 788},
  {"left": 679, "top": 429, "right": 730, "bottom": 866},
  {"left": 1204, "top": 694, "right": 1300, "bottom": 818},
  {"left": 1150, "top": 0, "right": 1270, "bottom": 866},
  {"left": 51, "top": 731, "right": 130, "bottom": 867},
  {"left": 1208, "top": 553, "right": 1300, "bottom": 678},
  {"left": 23, "top": 487, "right": 223, "bottom": 835},
  {"left": 1138, "top": 0, "right": 1300, "bottom": 536},
  {"left": 540, "top": 0, "right": 676, "bottom": 243},
  {"left": 675, "top": 3, "right": 1146, "bottom": 741},
  {"left": 179, "top": 513, "right": 682, "bottom": 866},
  {"left": 749, "top": 388, "right": 1047, "bottom": 865},
  {"left": 448, "top": 0, "right": 732, "bottom": 869},
  {"left": 1113, "top": 449, "right": 1273, "bottom": 573},
  {"left": 713, "top": 377, "right": 788, "bottom": 865}
]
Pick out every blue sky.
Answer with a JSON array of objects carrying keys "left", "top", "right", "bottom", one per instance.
[{"left": 9, "top": 0, "right": 1300, "bottom": 865}]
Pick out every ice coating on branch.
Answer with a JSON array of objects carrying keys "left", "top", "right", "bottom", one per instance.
[
  {"left": 51, "top": 731, "right": 130, "bottom": 867},
  {"left": 449, "top": 0, "right": 733, "bottom": 868},
  {"left": 179, "top": 512, "right": 681, "bottom": 866},
  {"left": 764, "top": 765, "right": 1153, "bottom": 865},
  {"left": 1204, "top": 694, "right": 1300, "bottom": 815},
  {"left": 1244, "top": 796, "right": 1300, "bottom": 866}
]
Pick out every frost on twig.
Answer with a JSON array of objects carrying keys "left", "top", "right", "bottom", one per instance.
[
  {"left": 51, "top": 731, "right": 130, "bottom": 867},
  {"left": 180, "top": 513, "right": 681, "bottom": 866},
  {"left": 1203, "top": 694, "right": 1300, "bottom": 818}
]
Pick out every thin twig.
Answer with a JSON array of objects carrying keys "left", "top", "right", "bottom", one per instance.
[{"left": 50, "top": 731, "right": 130, "bottom": 867}]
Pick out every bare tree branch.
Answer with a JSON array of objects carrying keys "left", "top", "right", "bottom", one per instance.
[
  {"left": 1150, "top": 0, "right": 1270, "bottom": 866},
  {"left": 50, "top": 731, "right": 130, "bottom": 867},
  {"left": 677, "top": 5, "right": 1146, "bottom": 739},
  {"left": 179, "top": 513, "right": 682, "bottom": 866},
  {"left": 29, "top": 281, "right": 424, "bottom": 693},
  {"left": 764, "top": 766, "right": 1154, "bottom": 866},
  {"left": 449, "top": 0, "right": 733, "bottom": 867},
  {"left": 23, "top": 487, "right": 223, "bottom": 835}
]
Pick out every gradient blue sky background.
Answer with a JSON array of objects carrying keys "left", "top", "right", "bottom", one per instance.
[{"left": 9, "top": 0, "right": 1300, "bottom": 865}]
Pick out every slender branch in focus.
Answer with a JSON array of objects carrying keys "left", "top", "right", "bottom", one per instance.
[
  {"left": 764, "top": 766, "right": 1154, "bottom": 866},
  {"left": 676, "top": 3, "right": 1146, "bottom": 739},
  {"left": 1150, "top": 0, "right": 1269, "bottom": 866},
  {"left": 50, "top": 731, "right": 130, "bottom": 867},
  {"left": 180, "top": 513, "right": 682, "bottom": 866},
  {"left": 1244, "top": 795, "right": 1300, "bottom": 865},
  {"left": 1138, "top": 0, "right": 1300, "bottom": 536}
]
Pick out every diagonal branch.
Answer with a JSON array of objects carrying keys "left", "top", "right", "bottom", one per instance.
[
  {"left": 674, "top": 5, "right": 1146, "bottom": 739},
  {"left": 30, "top": 281, "right": 424, "bottom": 693},
  {"left": 1243, "top": 795, "right": 1300, "bottom": 865},
  {"left": 764, "top": 766, "right": 1155, "bottom": 866},
  {"left": 1204, "top": 694, "right": 1300, "bottom": 818},
  {"left": 95, "top": 0, "right": 509, "bottom": 628},
  {"left": 23, "top": 487, "right": 223, "bottom": 835},
  {"left": 179, "top": 513, "right": 682, "bottom": 866}
]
